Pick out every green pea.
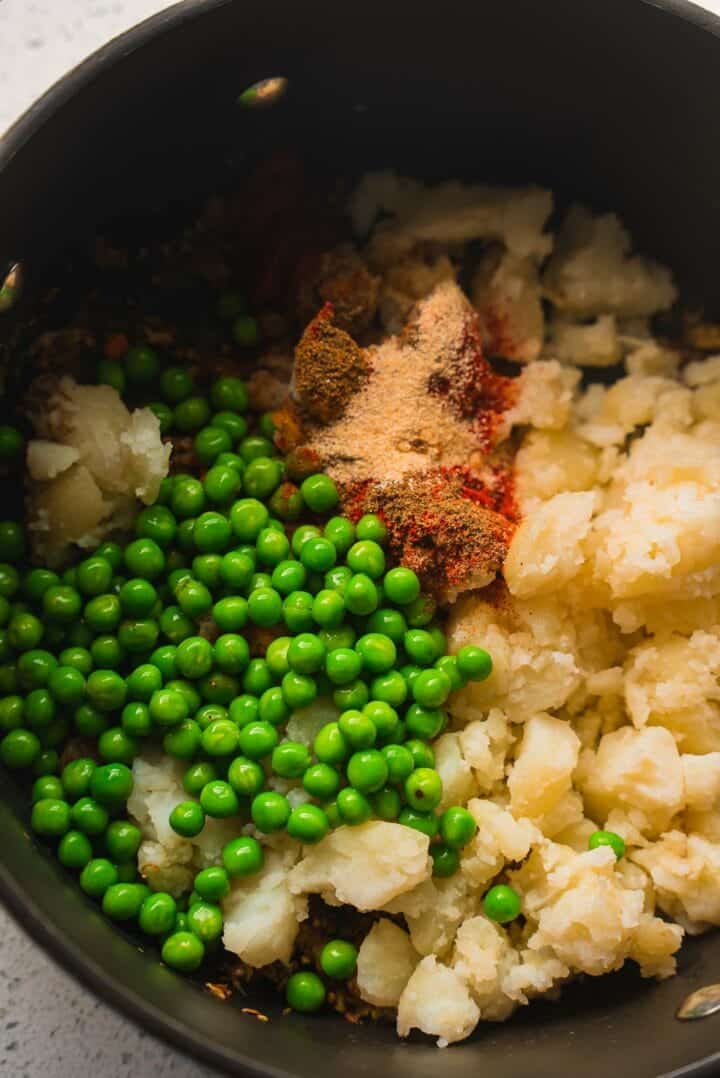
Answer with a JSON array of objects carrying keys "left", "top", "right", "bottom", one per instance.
[
  {"left": 301, "top": 761, "right": 339, "bottom": 799},
  {"left": 219, "top": 550, "right": 254, "bottom": 591},
  {"left": 102, "top": 882, "right": 149, "bottom": 921},
  {"left": 313, "top": 722, "right": 349, "bottom": 765},
  {"left": 271, "top": 741, "right": 310, "bottom": 778},
  {"left": 372, "top": 786, "right": 402, "bottom": 821},
  {"left": 336, "top": 787, "right": 371, "bottom": 825},
  {"left": 175, "top": 396, "right": 211, "bottom": 434},
  {"left": 370, "top": 670, "right": 408, "bottom": 707},
  {"left": 169, "top": 800, "right": 206, "bottom": 838},
  {"left": 58, "top": 830, "right": 94, "bottom": 870},
  {"left": 199, "top": 671, "right": 238, "bottom": 705},
  {"left": 405, "top": 767, "right": 443, "bottom": 811},
  {"left": 183, "top": 761, "right": 217, "bottom": 798},
  {"left": 31, "top": 797, "right": 71, "bottom": 838},
  {"left": 244, "top": 457, "right": 283, "bottom": 499},
  {"left": 194, "top": 425, "right": 233, "bottom": 466},
  {"left": 24, "top": 688, "right": 56, "bottom": 730},
  {"left": 229, "top": 313, "right": 259, "bottom": 352},
  {"left": 105, "top": 820, "right": 142, "bottom": 862},
  {"left": 58, "top": 646, "right": 93, "bottom": 676},
  {"left": 332, "top": 678, "right": 369, "bottom": 712},
  {"left": 483, "top": 884, "right": 521, "bottom": 924},
  {"left": 366, "top": 608, "right": 407, "bottom": 644},
  {"left": 162, "top": 930, "right": 205, "bottom": 971},
  {"left": 299, "top": 537, "right": 336, "bottom": 574},
  {"left": 135, "top": 505, "right": 177, "bottom": 548},
  {"left": 149, "top": 644, "right": 178, "bottom": 680},
  {"left": 193, "top": 512, "right": 232, "bottom": 554},
  {"left": 287, "top": 803, "right": 328, "bottom": 843},
  {"left": 119, "top": 578, "right": 158, "bottom": 618},
  {"left": 199, "top": 779, "right": 240, "bottom": 818},
  {"left": 121, "top": 701, "right": 153, "bottom": 737},
  {"left": 139, "top": 892, "right": 178, "bottom": 935},
  {"left": 300, "top": 474, "right": 338, "bottom": 514},
  {"left": 432, "top": 844, "right": 460, "bottom": 878},
  {"left": 344, "top": 574, "right": 378, "bottom": 616},
  {"left": 61, "top": 758, "right": 96, "bottom": 801},
  {"left": 398, "top": 806, "right": 439, "bottom": 838},
  {"left": 320, "top": 939, "right": 358, "bottom": 979},
  {"left": 98, "top": 727, "right": 138, "bottom": 765},
  {"left": 89, "top": 762, "right": 134, "bottom": 808},
  {"left": 86, "top": 669, "right": 126, "bottom": 712},
  {"left": 439, "top": 806, "right": 478, "bottom": 849},
  {"left": 434, "top": 654, "right": 466, "bottom": 692},
  {"left": 74, "top": 703, "right": 111, "bottom": 738},
  {"left": 230, "top": 498, "right": 269, "bottom": 543},
  {"left": 0, "top": 694, "right": 23, "bottom": 732},
  {"left": 282, "top": 591, "right": 315, "bottom": 633},
  {"left": 251, "top": 790, "right": 290, "bottom": 833},
  {"left": 126, "top": 663, "right": 163, "bottom": 702},
  {"left": 346, "top": 749, "right": 388, "bottom": 794},
  {"left": 281, "top": 670, "right": 317, "bottom": 710},
  {"left": 201, "top": 718, "right": 240, "bottom": 757},
  {"left": 7, "top": 611, "right": 43, "bottom": 651},
  {"left": 171, "top": 477, "right": 205, "bottom": 519},
  {"left": 32, "top": 774, "right": 63, "bottom": 802},
  {"left": 404, "top": 593, "right": 436, "bottom": 628},
  {"left": 185, "top": 901, "right": 223, "bottom": 946},
  {"left": 405, "top": 703, "right": 445, "bottom": 741},
  {"left": 285, "top": 970, "right": 325, "bottom": 1013},
  {"left": 213, "top": 633, "right": 250, "bottom": 675},
  {"left": 150, "top": 686, "right": 191, "bottom": 730},
  {"left": 247, "top": 586, "right": 283, "bottom": 627},
  {"left": 203, "top": 464, "right": 242, "bottom": 505},
  {"left": 256, "top": 528, "right": 290, "bottom": 568},
  {"left": 71, "top": 797, "right": 109, "bottom": 836},
  {"left": 211, "top": 375, "right": 249, "bottom": 412},
  {"left": 0, "top": 424, "right": 24, "bottom": 461},
  {"left": 323, "top": 516, "right": 355, "bottom": 556},
  {"left": 148, "top": 401, "right": 174, "bottom": 434},
  {"left": 80, "top": 858, "right": 118, "bottom": 897},
  {"left": 456, "top": 645, "right": 493, "bottom": 682},
  {"left": 588, "top": 829, "right": 626, "bottom": 860},
  {"left": 242, "top": 659, "right": 273, "bottom": 697},
  {"left": 222, "top": 835, "right": 264, "bottom": 878},
  {"left": 90, "top": 636, "right": 125, "bottom": 669}
]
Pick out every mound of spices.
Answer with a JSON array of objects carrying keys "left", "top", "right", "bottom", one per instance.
[{"left": 291, "top": 280, "right": 520, "bottom": 596}]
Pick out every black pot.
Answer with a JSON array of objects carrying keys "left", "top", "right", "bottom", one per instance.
[{"left": 1, "top": 1, "right": 720, "bottom": 1075}]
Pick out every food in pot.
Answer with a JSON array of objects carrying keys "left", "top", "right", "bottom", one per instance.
[{"left": 1, "top": 163, "right": 718, "bottom": 1046}]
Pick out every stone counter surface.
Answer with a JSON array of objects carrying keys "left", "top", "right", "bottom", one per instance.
[{"left": 2, "top": 0, "right": 720, "bottom": 1075}]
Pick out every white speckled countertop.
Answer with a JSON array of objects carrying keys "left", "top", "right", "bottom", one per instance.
[{"left": 3, "top": 0, "right": 720, "bottom": 1075}]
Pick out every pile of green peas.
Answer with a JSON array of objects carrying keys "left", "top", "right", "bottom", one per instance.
[{"left": 0, "top": 309, "right": 530, "bottom": 1006}]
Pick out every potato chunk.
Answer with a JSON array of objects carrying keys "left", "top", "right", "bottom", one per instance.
[
  {"left": 578, "top": 726, "right": 684, "bottom": 837},
  {"left": 356, "top": 920, "right": 419, "bottom": 1007},
  {"left": 508, "top": 714, "right": 581, "bottom": 821},
  {"left": 397, "top": 956, "right": 480, "bottom": 1045},
  {"left": 288, "top": 822, "right": 431, "bottom": 910}
]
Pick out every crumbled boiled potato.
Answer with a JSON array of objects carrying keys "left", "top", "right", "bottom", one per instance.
[
  {"left": 396, "top": 956, "right": 480, "bottom": 1046},
  {"left": 577, "top": 726, "right": 684, "bottom": 837},
  {"left": 504, "top": 491, "right": 596, "bottom": 598},
  {"left": 508, "top": 714, "right": 581, "bottom": 821},
  {"left": 506, "top": 360, "right": 580, "bottom": 431},
  {"left": 632, "top": 832, "right": 720, "bottom": 933},
  {"left": 356, "top": 920, "right": 420, "bottom": 1007},
  {"left": 461, "top": 799, "right": 538, "bottom": 888},
  {"left": 546, "top": 314, "right": 621, "bottom": 368},
  {"left": 26, "top": 376, "right": 170, "bottom": 564},
  {"left": 542, "top": 205, "right": 676, "bottom": 317},
  {"left": 223, "top": 849, "right": 308, "bottom": 966},
  {"left": 288, "top": 822, "right": 431, "bottom": 910},
  {"left": 624, "top": 631, "right": 720, "bottom": 753}
]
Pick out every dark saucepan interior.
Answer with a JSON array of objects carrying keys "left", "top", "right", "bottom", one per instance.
[{"left": 2, "top": 1, "right": 720, "bottom": 1075}]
